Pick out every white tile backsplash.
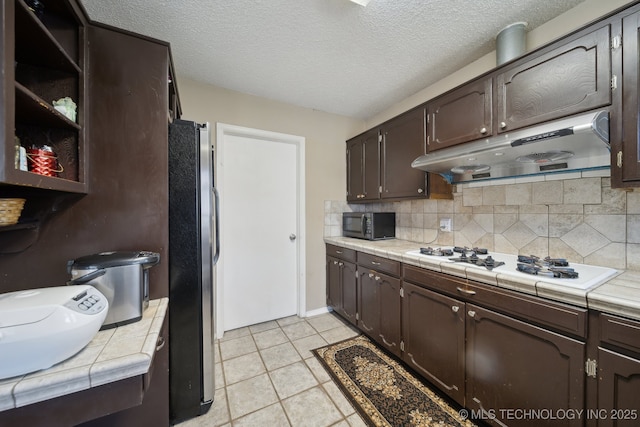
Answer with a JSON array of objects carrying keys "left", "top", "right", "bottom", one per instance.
[{"left": 324, "top": 177, "right": 640, "bottom": 270}]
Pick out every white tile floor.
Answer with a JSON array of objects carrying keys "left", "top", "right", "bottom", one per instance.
[{"left": 175, "top": 312, "right": 365, "bottom": 427}]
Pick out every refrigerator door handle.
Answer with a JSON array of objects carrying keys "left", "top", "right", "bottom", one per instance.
[{"left": 213, "top": 187, "right": 220, "bottom": 265}]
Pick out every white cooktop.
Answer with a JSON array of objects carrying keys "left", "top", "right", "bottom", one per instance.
[{"left": 405, "top": 248, "right": 619, "bottom": 291}]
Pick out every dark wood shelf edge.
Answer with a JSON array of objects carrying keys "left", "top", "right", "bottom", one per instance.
[
  {"left": 0, "top": 219, "right": 39, "bottom": 232},
  {"left": 15, "top": 82, "right": 82, "bottom": 130},
  {"left": 0, "top": 223, "right": 40, "bottom": 254},
  {"left": 2, "top": 168, "right": 87, "bottom": 194}
]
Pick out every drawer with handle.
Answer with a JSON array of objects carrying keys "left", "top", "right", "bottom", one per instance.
[
  {"left": 403, "top": 264, "right": 587, "bottom": 339},
  {"left": 357, "top": 252, "right": 401, "bottom": 277},
  {"left": 600, "top": 313, "right": 640, "bottom": 355},
  {"left": 326, "top": 244, "right": 356, "bottom": 262}
]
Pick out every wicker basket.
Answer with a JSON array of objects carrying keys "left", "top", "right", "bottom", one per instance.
[{"left": 0, "top": 198, "right": 26, "bottom": 226}]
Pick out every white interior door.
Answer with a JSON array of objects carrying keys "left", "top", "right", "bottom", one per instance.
[{"left": 217, "top": 125, "right": 304, "bottom": 333}]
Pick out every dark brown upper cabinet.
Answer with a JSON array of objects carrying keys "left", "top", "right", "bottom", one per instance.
[
  {"left": 424, "top": 23, "right": 612, "bottom": 157},
  {"left": 427, "top": 77, "right": 493, "bottom": 152},
  {"left": 347, "top": 107, "right": 452, "bottom": 203},
  {"left": 615, "top": 9, "right": 640, "bottom": 187},
  {"left": 380, "top": 107, "right": 428, "bottom": 199},
  {"left": 346, "top": 128, "right": 380, "bottom": 202},
  {"left": 3, "top": 0, "right": 88, "bottom": 193},
  {"left": 496, "top": 25, "right": 612, "bottom": 133}
]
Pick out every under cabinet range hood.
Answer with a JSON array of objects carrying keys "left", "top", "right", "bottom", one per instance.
[{"left": 411, "top": 110, "right": 610, "bottom": 184}]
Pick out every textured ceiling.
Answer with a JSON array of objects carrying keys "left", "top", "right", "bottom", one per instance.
[{"left": 79, "top": 0, "right": 586, "bottom": 120}]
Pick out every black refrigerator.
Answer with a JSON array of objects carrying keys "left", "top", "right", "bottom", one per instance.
[{"left": 168, "top": 120, "right": 219, "bottom": 424}]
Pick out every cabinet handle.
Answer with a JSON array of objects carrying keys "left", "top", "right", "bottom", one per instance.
[
  {"left": 371, "top": 261, "right": 381, "bottom": 266},
  {"left": 369, "top": 273, "right": 375, "bottom": 278},
  {"left": 417, "top": 188, "right": 424, "bottom": 193},
  {"left": 451, "top": 306, "right": 460, "bottom": 313},
  {"left": 156, "top": 336, "right": 166, "bottom": 352},
  {"left": 338, "top": 262, "right": 343, "bottom": 267},
  {"left": 333, "top": 260, "right": 338, "bottom": 265},
  {"left": 480, "top": 127, "right": 487, "bottom": 134},
  {"left": 500, "top": 121, "right": 507, "bottom": 129},
  {"left": 336, "top": 251, "right": 343, "bottom": 254},
  {"left": 468, "top": 310, "right": 476, "bottom": 318},
  {"left": 456, "top": 286, "right": 476, "bottom": 295},
  {"left": 375, "top": 276, "right": 381, "bottom": 281}
]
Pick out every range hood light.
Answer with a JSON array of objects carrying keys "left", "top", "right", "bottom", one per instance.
[
  {"left": 516, "top": 151, "right": 574, "bottom": 164},
  {"left": 451, "top": 165, "right": 490, "bottom": 174}
]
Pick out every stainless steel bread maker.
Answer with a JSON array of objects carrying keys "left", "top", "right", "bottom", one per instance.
[{"left": 67, "top": 251, "right": 160, "bottom": 328}]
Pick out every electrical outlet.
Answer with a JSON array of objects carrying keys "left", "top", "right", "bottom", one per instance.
[{"left": 440, "top": 218, "right": 452, "bottom": 232}]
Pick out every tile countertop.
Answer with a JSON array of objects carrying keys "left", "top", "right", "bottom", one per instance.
[
  {"left": 325, "top": 237, "right": 640, "bottom": 322},
  {"left": 0, "top": 297, "right": 168, "bottom": 412}
]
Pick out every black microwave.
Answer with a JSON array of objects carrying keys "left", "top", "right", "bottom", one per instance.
[{"left": 342, "top": 212, "right": 395, "bottom": 240}]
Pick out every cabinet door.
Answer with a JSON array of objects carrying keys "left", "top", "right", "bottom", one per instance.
[
  {"left": 496, "top": 25, "right": 611, "bottom": 133},
  {"left": 362, "top": 130, "right": 380, "bottom": 200},
  {"left": 402, "top": 282, "right": 465, "bottom": 405},
  {"left": 380, "top": 107, "right": 427, "bottom": 199},
  {"left": 340, "top": 260, "right": 358, "bottom": 326},
  {"left": 326, "top": 256, "right": 342, "bottom": 312},
  {"left": 346, "top": 137, "right": 364, "bottom": 202},
  {"left": 346, "top": 129, "right": 380, "bottom": 202},
  {"left": 466, "top": 304, "right": 585, "bottom": 427},
  {"left": 358, "top": 270, "right": 379, "bottom": 336},
  {"left": 377, "top": 273, "right": 401, "bottom": 357},
  {"left": 619, "top": 12, "right": 640, "bottom": 185},
  {"left": 427, "top": 77, "right": 492, "bottom": 151},
  {"left": 597, "top": 348, "right": 640, "bottom": 427}
]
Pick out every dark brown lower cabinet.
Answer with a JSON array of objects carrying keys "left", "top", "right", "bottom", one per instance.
[
  {"left": 341, "top": 261, "right": 358, "bottom": 325},
  {"left": 358, "top": 269, "right": 401, "bottom": 357},
  {"left": 326, "top": 255, "right": 357, "bottom": 326},
  {"left": 327, "top": 256, "right": 342, "bottom": 313},
  {"left": 402, "top": 282, "right": 465, "bottom": 404},
  {"left": 595, "top": 312, "right": 640, "bottom": 427},
  {"left": 378, "top": 272, "right": 401, "bottom": 356},
  {"left": 327, "top": 247, "right": 639, "bottom": 427},
  {"left": 357, "top": 269, "right": 378, "bottom": 336},
  {"left": 596, "top": 348, "right": 640, "bottom": 427},
  {"left": 465, "top": 304, "right": 585, "bottom": 427}
]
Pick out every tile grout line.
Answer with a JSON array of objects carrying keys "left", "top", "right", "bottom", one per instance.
[{"left": 210, "top": 314, "right": 361, "bottom": 426}]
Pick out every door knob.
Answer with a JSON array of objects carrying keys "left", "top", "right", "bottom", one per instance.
[{"left": 289, "top": 233, "right": 297, "bottom": 241}]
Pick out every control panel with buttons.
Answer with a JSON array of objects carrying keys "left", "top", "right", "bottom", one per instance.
[{"left": 64, "top": 287, "right": 107, "bottom": 315}]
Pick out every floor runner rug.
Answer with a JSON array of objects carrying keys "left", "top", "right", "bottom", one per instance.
[{"left": 313, "top": 335, "right": 477, "bottom": 427}]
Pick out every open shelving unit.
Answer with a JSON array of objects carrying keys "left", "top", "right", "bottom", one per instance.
[
  {"left": 3, "top": 0, "right": 87, "bottom": 194},
  {"left": 0, "top": 0, "right": 88, "bottom": 245}
]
